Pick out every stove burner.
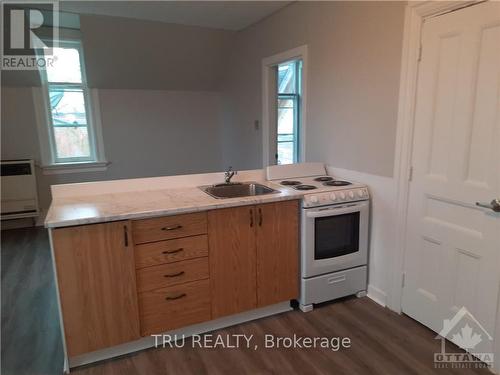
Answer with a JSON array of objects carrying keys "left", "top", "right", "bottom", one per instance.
[
  {"left": 280, "top": 180, "right": 302, "bottom": 186},
  {"left": 323, "top": 180, "right": 352, "bottom": 187},
  {"left": 314, "top": 176, "right": 334, "bottom": 182},
  {"left": 294, "top": 184, "right": 317, "bottom": 191}
]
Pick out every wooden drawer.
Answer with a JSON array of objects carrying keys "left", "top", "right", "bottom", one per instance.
[
  {"left": 134, "top": 235, "right": 208, "bottom": 269},
  {"left": 139, "top": 279, "right": 211, "bottom": 335},
  {"left": 136, "top": 257, "right": 209, "bottom": 293},
  {"left": 132, "top": 212, "right": 207, "bottom": 244}
]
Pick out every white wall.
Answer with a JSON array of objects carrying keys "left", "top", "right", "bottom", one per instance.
[{"left": 327, "top": 166, "right": 396, "bottom": 307}]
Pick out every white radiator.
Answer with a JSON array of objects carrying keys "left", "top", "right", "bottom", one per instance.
[{"left": 1, "top": 160, "right": 39, "bottom": 219}]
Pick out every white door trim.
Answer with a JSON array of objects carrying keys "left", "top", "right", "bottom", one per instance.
[
  {"left": 390, "top": 0, "right": 483, "bottom": 313},
  {"left": 261, "top": 45, "right": 308, "bottom": 167}
]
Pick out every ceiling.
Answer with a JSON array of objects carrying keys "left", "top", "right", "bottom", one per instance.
[{"left": 57, "top": 1, "right": 292, "bottom": 31}]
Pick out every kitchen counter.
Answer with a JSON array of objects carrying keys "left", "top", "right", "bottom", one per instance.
[{"left": 45, "top": 180, "right": 303, "bottom": 228}]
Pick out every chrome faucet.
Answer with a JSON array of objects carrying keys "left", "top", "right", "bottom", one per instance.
[{"left": 224, "top": 166, "right": 237, "bottom": 184}]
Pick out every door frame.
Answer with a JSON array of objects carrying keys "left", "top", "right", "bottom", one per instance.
[
  {"left": 390, "top": 0, "right": 484, "bottom": 313},
  {"left": 261, "top": 45, "right": 308, "bottom": 167},
  {"left": 390, "top": 1, "right": 500, "bottom": 370}
]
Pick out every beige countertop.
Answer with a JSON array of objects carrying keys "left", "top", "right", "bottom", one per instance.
[{"left": 45, "top": 181, "right": 303, "bottom": 228}]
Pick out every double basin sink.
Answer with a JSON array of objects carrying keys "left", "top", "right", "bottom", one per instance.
[{"left": 200, "top": 182, "right": 279, "bottom": 199}]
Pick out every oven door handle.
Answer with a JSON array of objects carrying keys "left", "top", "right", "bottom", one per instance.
[{"left": 305, "top": 202, "right": 368, "bottom": 218}]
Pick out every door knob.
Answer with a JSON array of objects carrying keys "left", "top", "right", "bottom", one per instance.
[{"left": 476, "top": 199, "right": 500, "bottom": 212}]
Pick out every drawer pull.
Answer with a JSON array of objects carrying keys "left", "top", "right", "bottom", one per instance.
[
  {"left": 328, "top": 275, "right": 346, "bottom": 284},
  {"left": 164, "top": 271, "right": 185, "bottom": 278},
  {"left": 162, "top": 247, "right": 184, "bottom": 255},
  {"left": 161, "top": 225, "right": 183, "bottom": 231},
  {"left": 165, "top": 293, "right": 186, "bottom": 301}
]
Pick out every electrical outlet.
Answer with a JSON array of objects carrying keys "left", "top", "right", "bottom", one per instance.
[{"left": 254, "top": 120, "right": 259, "bottom": 130}]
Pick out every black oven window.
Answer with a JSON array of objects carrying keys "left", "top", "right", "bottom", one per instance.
[{"left": 314, "top": 212, "right": 360, "bottom": 260}]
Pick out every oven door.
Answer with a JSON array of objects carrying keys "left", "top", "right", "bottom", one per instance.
[{"left": 301, "top": 200, "right": 369, "bottom": 278}]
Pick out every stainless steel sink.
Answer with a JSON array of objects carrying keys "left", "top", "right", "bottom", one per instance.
[{"left": 200, "top": 182, "right": 279, "bottom": 199}]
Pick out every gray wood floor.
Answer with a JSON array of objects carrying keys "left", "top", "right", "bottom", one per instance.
[
  {"left": 1, "top": 227, "right": 490, "bottom": 375},
  {"left": 1, "top": 227, "right": 63, "bottom": 375}
]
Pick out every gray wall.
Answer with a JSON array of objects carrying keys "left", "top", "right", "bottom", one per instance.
[
  {"left": 1, "top": 14, "right": 235, "bottom": 210},
  {"left": 1, "top": 14, "right": 235, "bottom": 89},
  {"left": 221, "top": 1, "right": 405, "bottom": 176},
  {"left": 80, "top": 15, "right": 235, "bottom": 90},
  {"left": 1, "top": 2, "right": 406, "bottom": 211},
  {"left": 1, "top": 87, "right": 225, "bottom": 209}
]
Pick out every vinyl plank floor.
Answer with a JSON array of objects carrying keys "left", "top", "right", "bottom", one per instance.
[
  {"left": 1, "top": 227, "right": 490, "bottom": 375},
  {"left": 1, "top": 227, "right": 63, "bottom": 375},
  {"left": 72, "top": 297, "right": 491, "bottom": 375}
]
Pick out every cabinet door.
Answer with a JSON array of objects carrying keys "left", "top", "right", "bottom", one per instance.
[
  {"left": 256, "top": 200, "right": 299, "bottom": 307},
  {"left": 52, "top": 221, "right": 140, "bottom": 357},
  {"left": 208, "top": 206, "right": 257, "bottom": 318}
]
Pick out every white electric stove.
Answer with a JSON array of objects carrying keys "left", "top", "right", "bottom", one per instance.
[{"left": 267, "top": 162, "right": 369, "bottom": 312}]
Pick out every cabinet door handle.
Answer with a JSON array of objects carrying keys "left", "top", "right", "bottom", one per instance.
[
  {"left": 163, "top": 271, "right": 185, "bottom": 278},
  {"left": 162, "top": 248, "right": 184, "bottom": 255},
  {"left": 165, "top": 293, "right": 186, "bottom": 301},
  {"left": 161, "top": 225, "right": 183, "bottom": 231},
  {"left": 123, "top": 225, "right": 129, "bottom": 247},
  {"left": 249, "top": 209, "right": 254, "bottom": 227},
  {"left": 258, "top": 208, "right": 263, "bottom": 226}
]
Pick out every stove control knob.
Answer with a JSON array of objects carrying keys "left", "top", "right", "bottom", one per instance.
[
  {"left": 310, "top": 196, "right": 319, "bottom": 204},
  {"left": 348, "top": 191, "right": 355, "bottom": 199},
  {"left": 358, "top": 189, "right": 364, "bottom": 198},
  {"left": 339, "top": 192, "right": 346, "bottom": 200},
  {"left": 330, "top": 193, "right": 337, "bottom": 201}
]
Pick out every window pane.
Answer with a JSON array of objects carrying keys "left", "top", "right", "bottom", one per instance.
[
  {"left": 277, "top": 142, "right": 294, "bottom": 165},
  {"left": 278, "top": 62, "right": 296, "bottom": 94},
  {"left": 45, "top": 47, "right": 82, "bottom": 83},
  {"left": 53, "top": 126, "right": 91, "bottom": 159},
  {"left": 277, "top": 98, "right": 294, "bottom": 135},
  {"left": 49, "top": 88, "right": 87, "bottom": 126}
]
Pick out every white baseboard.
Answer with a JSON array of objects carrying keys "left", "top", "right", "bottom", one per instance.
[
  {"left": 35, "top": 209, "right": 47, "bottom": 227},
  {"left": 0, "top": 209, "right": 46, "bottom": 230},
  {"left": 1, "top": 217, "right": 36, "bottom": 230},
  {"left": 367, "top": 284, "right": 388, "bottom": 307}
]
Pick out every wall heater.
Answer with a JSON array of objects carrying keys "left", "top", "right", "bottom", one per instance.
[{"left": 1, "top": 160, "right": 39, "bottom": 220}]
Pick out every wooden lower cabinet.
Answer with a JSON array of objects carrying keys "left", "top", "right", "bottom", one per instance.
[
  {"left": 256, "top": 200, "right": 299, "bottom": 306},
  {"left": 52, "top": 200, "right": 299, "bottom": 356},
  {"left": 132, "top": 214, "right": 211, "bottom": 336},
  {"left": 209, "top": 200, "right": 299, "bottom": 318},
  {"left": 136, "top": 257, "right": 209, "bottom": 292},
  {"left": 134, "top": 234, "right": 208, "bottom": 268},
  {"left": 52, "top": 221, "right": 141, "bottom": 357},
  {"left": 132, "top": 212, "right": 207, "bottom": 244},
  {"left": 208, "top": 205, "right": 257, "bottom": 318},
  {"left": 139, "top": 279, "right": 211, "bottom": 336}
]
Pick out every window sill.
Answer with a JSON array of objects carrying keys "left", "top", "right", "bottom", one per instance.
[{"left": 40, "top": 161, "right": 109, "bottom": 175}]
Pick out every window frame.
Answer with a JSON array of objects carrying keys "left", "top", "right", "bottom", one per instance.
[
  {"left": 276, "top": 60, "right": 301, "bottom": 164},
  {"left": 261, "top": 45, "right": 308, "bottom": 168},
  {"left": 35, "top": 36, "right": 106, "bottom": 171},
  {"left": 41, "top": 39, "right": 96, "bottom": 164}
]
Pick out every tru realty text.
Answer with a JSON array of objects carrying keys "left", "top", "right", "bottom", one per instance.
[{"left": 152, "top": 334, "right": 351, "bottom": 351}]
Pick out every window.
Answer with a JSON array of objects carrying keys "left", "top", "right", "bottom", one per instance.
[
  {"left": 276, "top": 60, "right": 302, "bottom": 165},
  {"left": 40, "top": 39, "right": 99, "bottom": 164}
]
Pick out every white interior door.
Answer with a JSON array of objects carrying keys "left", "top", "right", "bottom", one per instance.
[{"left": 402, "top": 0, "right": 500, "bottom": 354}]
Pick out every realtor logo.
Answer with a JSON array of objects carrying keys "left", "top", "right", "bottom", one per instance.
[
  {"left": 434, "top": 307, "right": 494, "bottom": 369},
  {"left": 1, "top": 1, "right": 58, "bottom": 69}
]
